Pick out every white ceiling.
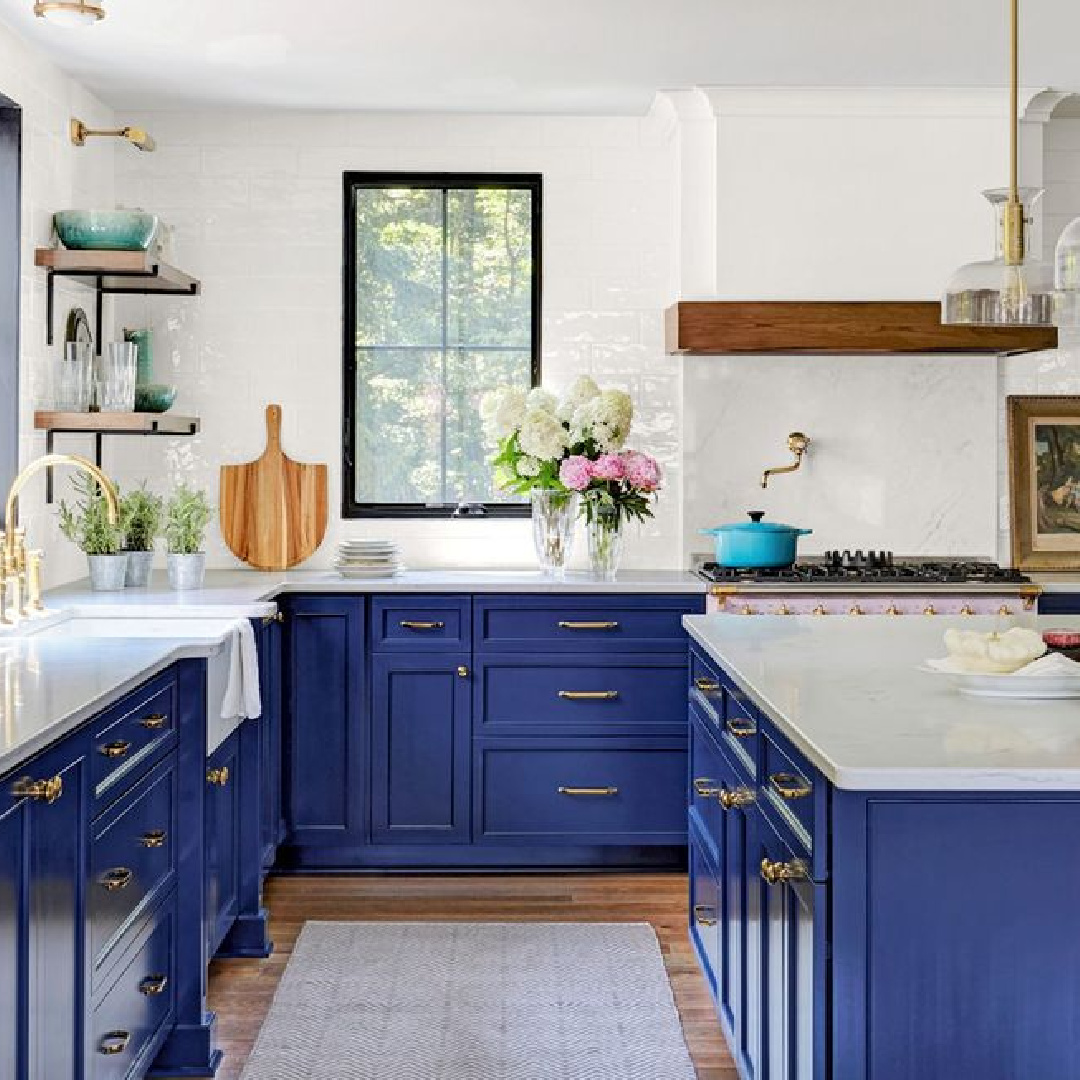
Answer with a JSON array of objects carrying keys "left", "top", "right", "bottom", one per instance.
[{"left": 2, "top": 0, "right": 1080, "bottom": 114}]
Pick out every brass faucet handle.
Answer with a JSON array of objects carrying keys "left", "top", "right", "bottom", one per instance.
[
  {"left": 27, "top": 551, "right": 44, "bottom": 613},
  {"left": 11, "top": 528, "right": 26, "bottom": 572}
]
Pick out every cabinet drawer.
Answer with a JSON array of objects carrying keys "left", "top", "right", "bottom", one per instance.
[
  {"left": 689, "top": 829, "right": 721, "bottom": 993},
  {"left": 719, "top": 690, "right": 759, "bottom": 785},
  {"left": 690, "top": 711, "right": 737, "bottom": 864},
  {"left": 89, "top": 757, "right": 176, "bottom": 977},
  {"left": 89, "top": 905, "right": 175, "bottom": 1080},
  {"left": 760, "top": 731, "right": 828, "bottom": 878},
  {"left": 476, "top": 742, "right": 687, "bottom": 844},
  {"left": 689, "top": 648, "right": 724, "bottom": 721},
  {"left": 478, "top": 658, "right": 687, "bottom": 734},
  {"left": 91, "top": 677, "right": 177, "bottom": 805},
  {"left": 370, "top": 596, "right": 471, "bottom": 651},
  {"left": 475, "top": 596, "right": 699, "bottom": 653}
]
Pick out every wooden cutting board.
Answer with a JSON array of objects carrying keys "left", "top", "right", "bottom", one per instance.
[{"left": 220, "top": 404, "right": 328, "bottom": 571}]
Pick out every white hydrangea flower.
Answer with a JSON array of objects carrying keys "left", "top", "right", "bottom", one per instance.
[
  {"left": 480, "top": 387, "right": 527, "bottom": 440},
  {"left": 519, "top": 408, "right": 569, "bottom": 461},
  {"left": 557, "top": 375, "right": 601, "bottom": 422},
  {"left": 526, "top": 387, "right": 558, "bottom": 414},
  {"left": 570, "top": 388, "right": 633, "bottom": 450},
  {"left": 517, "top": 456, "right": 541, "bottom": 477}
]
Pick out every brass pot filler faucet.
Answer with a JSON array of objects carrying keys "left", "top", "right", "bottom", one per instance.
[
  {"left": 0, "top": 454, "right": 120, "bottom": 626},
  {"left": 761, "top": 432, "right": 810, "bottom": 489}
]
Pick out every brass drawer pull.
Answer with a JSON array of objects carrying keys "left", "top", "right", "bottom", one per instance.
[
  {"left": 139, "top": 713, "right": 168, "bottom": 730},
  {"left": 139, "top": 974, "right": 169, "bottom": 996},
  {"left": 400, "top": 620, "right": 445, "bottom": 630},
  {"left": 99, "top": 740, "right": 132, "bottom": 759},
  {"left": 262, "top": 611, "right": 285, "bottom": 625},
  {"left": 99, "top": 1031, "right": 131, "bottom": 1056},
  {"left": 100, "top": 867, "right": 133, "bottom": 892},
  {"left": 693, "top": 676, "right": 720, "bottom": 693},
  {"left": 769, "top": 772, "right": 812, "bottom": 800},
  {"left": 557, "top": 786, "right": 618, "bottom": 797},
  {"left": 693, "top": 904, "right": 717, "bottom": 926},
  {"left": 719, "top": 786, "right": 755, "bottom": 810},
  {"left": 140, "top": 830, "right": 167, "bottom": 849},
  {"left": 206, "top": 766, "right": 230, "bottom": 787},
  {"left": 11, "top": 775, "right": 62, "bottom": 803},
  {"left": 693, "top": 778, "right": 721, "bottom": 798},
  {"left": 761, "top": 857, "right": 809, "bottom": 885},
  {"left": 725, "top": 717, "right": 757, "bottom": 738},
  {"left": 557, "top": 620, "right": 619, "bottom": 630},
  {"left": 558, "top": 690, "right": 619, "bottom": 701}
]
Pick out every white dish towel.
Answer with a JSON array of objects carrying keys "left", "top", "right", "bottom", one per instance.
[{"left": 220, "top": 617, "right": 262, "bottom": 720}]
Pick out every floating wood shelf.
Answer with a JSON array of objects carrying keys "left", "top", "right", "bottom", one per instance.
[
  {"left": 34, "top": 411, "right": 200, "bottom": 501},
  {"left": 665, "top": 301, "right": 1059, "bottom": 356},
  {"left": 35, "top": 248, "right": 201, "bottom": 354}
]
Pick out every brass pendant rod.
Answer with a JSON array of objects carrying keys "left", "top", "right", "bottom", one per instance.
[{"left": 1010, "top": 0, "right": 1019, "bottom": 203}]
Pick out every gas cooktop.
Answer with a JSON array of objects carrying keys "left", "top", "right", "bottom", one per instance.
[{"left": 698, "top": 552, "right": 1031, "bottom": 586}]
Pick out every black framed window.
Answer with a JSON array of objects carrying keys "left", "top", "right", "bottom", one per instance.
[
  {"left": 0, "top": 99, "right": 20, "bottom": 500},
  {"left": 343, "top": 172, "right": 541, "bottom": 518}
]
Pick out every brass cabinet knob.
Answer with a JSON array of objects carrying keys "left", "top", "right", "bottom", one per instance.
[
  {"left": 693, "top": 777, "right": 721, "bottom": 799},
  {"left": 725, "top": 717, "right": 757, "bottom": 739},
  {"left": 99, "top": 740, "right": 132, "bottom": 759},
  {"left": 775, "top": 604, "right": 792, "bottom": 616},
  {"left": 739, "top": 604, "right": 754, "bottom": 616},
  {"left": 769, "top": 772, "right": 812, "bottom": 800},
  {"left": 693, "top": 676, "right": 720, "bottom": 693},
  {"left": 998, "top": 605, "right": 1014, "bottom": 616},
  {"left": 811, "top": 605, "right": 827, "bottom": 616},
  {"left": 923, "top": 605, "right": 937, "bottom": 616},
  {"left": 960, "top": 605, "right": 975, "bottom": 616},
  {"left": 100, "top": 867, "right": 133, "bottom": 892},
  {"left": 138, "top": 713, "right": 168, "bottom": 730},
  {"left": 11, "top": 774, "right": 62, "bottom": 804},
  {"left": 206, "top": 766, "right": 230, "bottom": 787},
  {"left": 760, "top": 857, "right": 809, "bottom": 885},
  {"left": 718, "top": 785, "right": 755, "bottom": 810},
  {"left": 885, "top": 605, "right": 901, "bottom": 616},
  {"left": 693, "top": 904, "right": 717, "bottom": 927},
  {"left": 457, "top": 665, "right": 469, "bottom": 678},
  {"left": 848, "top": 605, "right": 864, "bottom": 616},
  {"left": 140, "top": 830, "right": 167, "bottom": 849},
  {"left": 99, "top": 1031, "right": 131, "bottom": 1056},
  {"left": 139, "top": 974, "right": 169, "bottom": 997}
]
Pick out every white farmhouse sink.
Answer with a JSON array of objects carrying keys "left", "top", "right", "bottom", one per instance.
[{"left": 29, "top": 616, "right": 249, "bottom": 754}]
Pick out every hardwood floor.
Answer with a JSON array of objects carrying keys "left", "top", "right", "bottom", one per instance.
[{"left": 201, "top": 871, "right": 736, "bottom": 1079}]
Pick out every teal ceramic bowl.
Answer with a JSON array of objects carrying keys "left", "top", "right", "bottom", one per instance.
[
  {"left": 54, "top": 210, "right": 158, "bottom": 251},
  {"left": 134, "top": 383, "right": 177, "bottom": 413}
]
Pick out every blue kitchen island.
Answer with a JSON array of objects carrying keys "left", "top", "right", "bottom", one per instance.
[{"left": 684, "top": 611, "right": 1080, "bottom": 1080}]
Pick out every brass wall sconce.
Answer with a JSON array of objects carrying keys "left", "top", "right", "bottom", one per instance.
[
  {"left": 70, "top": 118, "right": 156, "bottom": 153},
  {"left": 761, "top": 432, "right": 810, "bottom": 489}
]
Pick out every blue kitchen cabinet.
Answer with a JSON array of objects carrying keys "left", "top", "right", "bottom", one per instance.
[
  {"left": 370, "top": 653, "right": 471, "bottom": 844},
  {"left": 255, "top": 615, "right": 284, "bottom": 872},
  {"left": 281, "top": 596, "right": 365, "bottom": 852},
  {"left": 204, "top": 731, "right": 240, "bottom": 958},
  {"left": 1038, "top": 591, "right": 1080, "bottom": 614}
]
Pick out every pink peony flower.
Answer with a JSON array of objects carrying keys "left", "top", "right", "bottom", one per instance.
[
  {"left": 559, "top": 455, "right": 594, "bottom": 491},
  {"left": 591, "top": 453, "right": 626, "bottom": 481},
  {"left": 622, "top": 451, "right": 662, "bottom": 492}
]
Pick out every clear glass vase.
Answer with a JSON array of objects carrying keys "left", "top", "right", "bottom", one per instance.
[
  {"left": 531, "top": 489, "right": 578, "bottom": 578},
  {"left": 588, "top": 512, "right": 624, "bottom": 580}
]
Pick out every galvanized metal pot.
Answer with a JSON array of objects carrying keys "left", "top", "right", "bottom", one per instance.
[
  {"left": 125, "top": 550, "right": 155, "bottom": 587},
  {"left": 87, "top": 553, "right": 129, "bottom": 592},
  {"left": 167, "top": 552, "right": 206, "bottom": 591}
]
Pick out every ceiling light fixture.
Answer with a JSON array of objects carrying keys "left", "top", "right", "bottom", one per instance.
[
  {"left": 33, "top": 1, "right": 105, "bottom": 27},
  {"left": 942, "top": 0, "right": 1054, "bottom": 328},
  {"left": 70, "top": 118, "right": 156, "bottom": 152}
]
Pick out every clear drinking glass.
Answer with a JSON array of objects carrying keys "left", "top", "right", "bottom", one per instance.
[
  {"left": 54, "top": 342, "right": 93, "bottom": 411},
  {"left": 97, "top": 342, "right": 138, "bottom": 412}
]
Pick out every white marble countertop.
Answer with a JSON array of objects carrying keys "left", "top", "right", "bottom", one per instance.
[
  {"left": 684, "top": 613, "right": 1080, "bottom": 792},
  {"left": 45, "top": 568, "right": 705, "bottom": 616}
]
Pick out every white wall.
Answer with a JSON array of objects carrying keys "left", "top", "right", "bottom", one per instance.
[
  {"left": 0, "top": 19, "right": 115, "bottom": 585},
  {"left": 111, "top": 108, "right": 681, "bottom": 571}
]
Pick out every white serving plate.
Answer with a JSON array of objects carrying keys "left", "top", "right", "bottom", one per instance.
[
  {"left": 921, "top": 658, "right": 1080, "bottom": 699},
  {"left": 335, "top": 566, "right": 405, "bottom": 579}
]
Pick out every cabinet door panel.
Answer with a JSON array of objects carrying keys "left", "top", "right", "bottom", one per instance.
[
  {"left": 371, "top": 655, "right": 470, "bottom": 844},
  {"left": 0, "top": 796, "right": 27, "bottom": 1079},
  {"left": 205, "top": 736, "right": 239, "bottom": 957},
  {"left": 283, "top": 597, "right": 364, "bottom": 846},
  {"left": 256, "top": 618, "right": 283, "bottom": 869}
]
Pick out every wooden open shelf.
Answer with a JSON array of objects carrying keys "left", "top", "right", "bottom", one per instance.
[{"left": 665, "top": 301, "right": 1059, "bottom": 356}]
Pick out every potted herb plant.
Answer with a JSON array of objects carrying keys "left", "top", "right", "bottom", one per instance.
[
  {"left": 121, "top": 485, "right": 164, "bottom": 587},
  {"left": 165, "top": 484, "right": 212, "bottom": 591},
  {"left": 58, "top": 473, "right": 131, "bottom": 591}
]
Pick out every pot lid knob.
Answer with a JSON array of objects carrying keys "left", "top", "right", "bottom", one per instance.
[{"left": 747, "top": 511, "right": 765, "bottom": 523}]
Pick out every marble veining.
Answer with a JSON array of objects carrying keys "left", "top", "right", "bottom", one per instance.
[{"left": 684, "top": 612, "right": 1080, "bottom": 791}]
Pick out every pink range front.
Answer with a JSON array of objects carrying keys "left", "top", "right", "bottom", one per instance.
[{"left": 706, "top": 592, "right": 1039, "bottom": 617}]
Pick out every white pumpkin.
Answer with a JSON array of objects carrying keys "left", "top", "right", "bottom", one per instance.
[{"left": 943, "top": 627, "right": 1047, "bottom": 673}]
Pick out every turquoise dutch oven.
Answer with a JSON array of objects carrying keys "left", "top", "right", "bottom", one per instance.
[{"left": 701, "top": 511, "right": 812, "bottom": 569}]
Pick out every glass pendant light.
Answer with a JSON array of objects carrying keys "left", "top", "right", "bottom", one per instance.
[
  {"left": 33, "top": 1, "right": 105, "bottom": 27},
  {"left": 1055, "top": 216, "right": 1080, "bottom": 327},
  {"left": 942, "top": 0, "right": 1055, "bottom": 327}
]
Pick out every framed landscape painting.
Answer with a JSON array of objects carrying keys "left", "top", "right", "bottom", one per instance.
[{"left": 1009, "top": 396, "right": 1080, "bottom": 570}]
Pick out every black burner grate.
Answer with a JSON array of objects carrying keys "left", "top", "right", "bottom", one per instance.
[{"left": 698, "top": 555, "right": 1030, "bottom": 586}]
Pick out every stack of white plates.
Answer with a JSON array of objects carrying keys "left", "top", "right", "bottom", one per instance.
[{"left": 335, "top": 539, "right": 403, "bottom": 578}]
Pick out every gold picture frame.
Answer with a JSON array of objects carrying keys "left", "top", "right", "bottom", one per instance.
[{"left": 1008, "top": 395, "right": 1080, "bottom": 570}]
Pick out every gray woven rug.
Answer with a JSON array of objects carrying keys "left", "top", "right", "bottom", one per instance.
[{"left": 240, "top": 921, "right": 698, "bottom": 1079}]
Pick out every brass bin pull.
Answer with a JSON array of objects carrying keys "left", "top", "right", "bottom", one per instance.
[
  {"left": 719, "top": 786, "right": 755, "bottom": 811},
  {"left": 139, "top": 713, "right": 168, "bottom": 730},
  {"left": 557, "top": 786, "right": 618, "bottom": 797},
  {"left": 557, "top": 620, "right": 619, "bottom": 630},
  {"left": 693, "top": 904, "right": 717, "bottom": 926},
  {"left": 761, "top": 857, "right": 809, "bottom": 885},
  {"left": 140, "top": 830, "right": 168, "bottom": 849},
  {"left": 206, "top": 766, "right": 230, "bottom": 787},
  {"left": 693, "top": 778, "right": 721, "bottom": 798},
  {"left": 693, "top": 676, "right": 720, "bottom": 693},
  {"left": 769, "top": 772, "right": 812, "bottom": 800},
  {"left": 558, "top": 690, "right": 619, "bottom": 701},
  {"left": 99, "top": 740, "right": 132, "bottom": 759},
  {"left": 400, "top": 620, "right": 445, "bottom": 630},
  {"left": 139, "top": 974, "right": 169, "bottom": 996},
  {"left": 100, "top": 868, "right": 133, "bottom": 892},
  {"left": 725, "top": 717, "right": 756, "bottom": 738},
  {"left": 99, "top": 1031, "right": 131, "bottom": 1056},
  {"left": 11, "top": 775, "right": 62, "bottom": 803}
]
